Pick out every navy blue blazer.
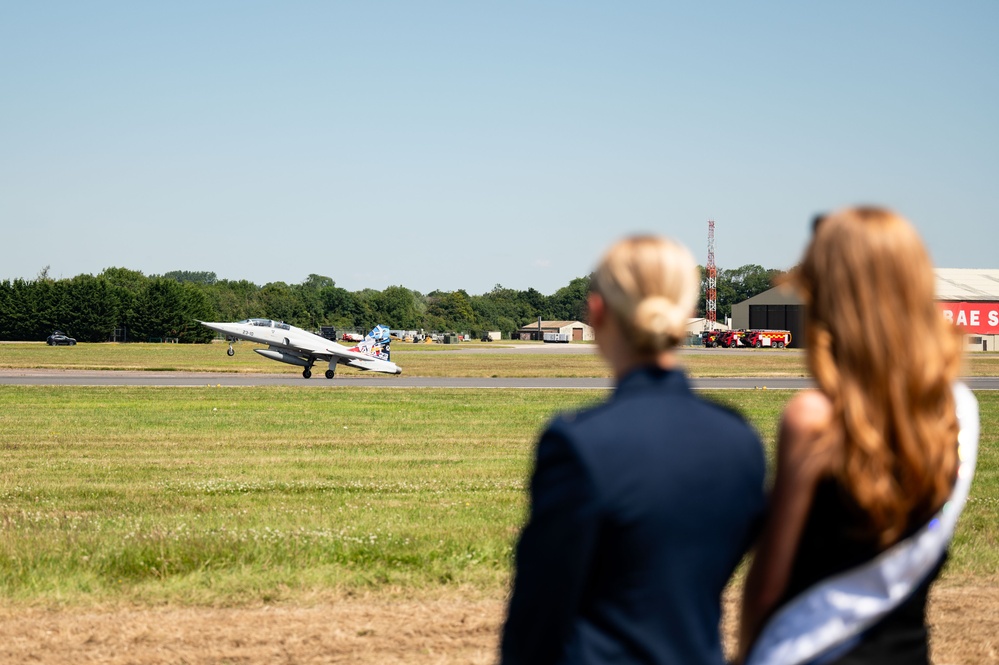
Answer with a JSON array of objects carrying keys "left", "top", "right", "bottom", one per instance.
[{"left": 502, "top": 366, "right": 766, "bottom": 665}]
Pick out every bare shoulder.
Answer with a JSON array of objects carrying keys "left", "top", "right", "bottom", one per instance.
[
  {"left": 777, "top": 390, "right": 835, "bottom": 470},
  {"left": 782, "top": 389, "right": 834, "bottom": 435}
]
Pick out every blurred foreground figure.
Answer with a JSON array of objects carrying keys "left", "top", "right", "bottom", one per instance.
[
  {"left": 739, "top": 207, "right": 979, "bottom": 665},
  {"left": 502, "top": 236, "right": 767, "bottom": 665}
]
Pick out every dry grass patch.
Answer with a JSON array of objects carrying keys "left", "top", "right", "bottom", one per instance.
[{"left": 0, "top": 578, "right": 995, "bottom": 664}]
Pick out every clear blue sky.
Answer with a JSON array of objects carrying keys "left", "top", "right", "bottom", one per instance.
[{"left": 2, "top": 2, "right": 996, "bottom": 295}]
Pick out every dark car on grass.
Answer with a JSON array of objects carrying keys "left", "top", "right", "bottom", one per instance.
[{"left": 46, "top": 331, "right": 77, "bottom": 346}]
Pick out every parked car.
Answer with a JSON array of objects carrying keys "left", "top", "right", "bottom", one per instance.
[{"left": 46, "top": 331, "right": 77, "bottom": 346}]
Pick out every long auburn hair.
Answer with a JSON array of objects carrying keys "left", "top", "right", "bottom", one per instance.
[{"left": 794, "top": 207, "right": 962, "bottom": 547}]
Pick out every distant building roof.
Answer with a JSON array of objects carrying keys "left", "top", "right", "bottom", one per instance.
[
  {"left": 517, "top": 320, "right": 585, "bottom": 331},
  {"left": 687, "top": 317, "right": 730, "bottom": 331},
  {"left": 934, "top": 269, "right": 999, "bottom": 301},
  {"left": 732, "top": 268, "right": 999, "bottom": 308}
]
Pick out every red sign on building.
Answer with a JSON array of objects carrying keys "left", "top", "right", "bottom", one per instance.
[{"left": 938, "top": 302, "right": 999, "bottom": 334}]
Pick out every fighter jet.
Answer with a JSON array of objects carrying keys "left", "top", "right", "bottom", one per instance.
[{"left": 198, "top": 319, "right": 401, "bottom": 378}]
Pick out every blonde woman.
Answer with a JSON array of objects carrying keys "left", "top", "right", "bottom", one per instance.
[
  {"left": 739, "top": 207, "right": 979, "bottom": 665},
  {"left": 502, "top": 236, "right": 767, "bottom": 665}
]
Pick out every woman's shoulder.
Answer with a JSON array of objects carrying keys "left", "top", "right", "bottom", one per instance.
[
  {"left": 783, "top": 389, "right": 834, "bottom": 433},
  {"left": 778, "top": 390, "right": 836, "bottom": 471}
]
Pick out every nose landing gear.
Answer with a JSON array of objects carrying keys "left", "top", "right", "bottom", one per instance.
[{"left": 227, "top": 344, "right": 235, "bottom": 357}]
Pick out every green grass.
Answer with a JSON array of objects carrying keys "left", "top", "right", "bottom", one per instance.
[
  {"left": 0, "top": 386, "right": 590, "bottom": 604},
  {"left": 5, "top": 341, "right": 999, "bottom": 378},
  {"left": 0, "top": 386, "right": 995, "bottom": 607}
]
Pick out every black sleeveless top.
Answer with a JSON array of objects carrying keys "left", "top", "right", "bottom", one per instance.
[{"left": 780, "top": 477, "right": 945, "bottom": 664}]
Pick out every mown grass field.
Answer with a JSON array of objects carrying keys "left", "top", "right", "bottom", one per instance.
[
  {"left": 1, "top": 385, "right": 996, "bottom": 608},
  {"left": 0, "top": 340, "right": 775, "bottom": 377},
  {"left": 5, "top": 341, "right": 999, "bottom": 378}
]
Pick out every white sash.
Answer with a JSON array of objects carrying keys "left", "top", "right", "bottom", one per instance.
[{"left": 746, "top": 383, "right": 980, "bottom": 665}]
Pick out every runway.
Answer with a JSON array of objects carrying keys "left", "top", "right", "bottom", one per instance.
[{"left": 2, "top": 369, "right": 999, "bottom": 390}]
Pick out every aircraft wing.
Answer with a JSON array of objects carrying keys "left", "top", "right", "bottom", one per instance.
[
  {"left": 281, "top": 338, "right": 376, "bottom": 364},
  {"left": 290, "top": 338, "right": 398, "bottom": 371}
]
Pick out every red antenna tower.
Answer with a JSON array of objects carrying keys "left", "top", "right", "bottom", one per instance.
[{"left": 706, "top": 220, "right": 717, "bottom": 329}]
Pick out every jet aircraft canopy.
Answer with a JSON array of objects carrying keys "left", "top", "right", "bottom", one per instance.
[{"left": 239, "top": 318, "right": 291, "bottom": 330}]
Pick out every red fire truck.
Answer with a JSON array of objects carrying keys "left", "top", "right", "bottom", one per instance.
[
  {"left": 717, "top": 330, "right": 747, "bottom": 348},
  {"left": 743, "top": 329, "right": 791, "bottom": 348}
]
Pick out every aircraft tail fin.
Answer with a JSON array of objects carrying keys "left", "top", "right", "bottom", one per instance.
[{"left": 349, "top": 324, "right": 393, "bottom": 360}]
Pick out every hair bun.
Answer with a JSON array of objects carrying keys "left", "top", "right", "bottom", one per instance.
[
  {"left": 592, "top": 235, "right": 699, "bottom": 353},
  {"left": 633, "top": 296, "right": 685, "bottom": 349}
]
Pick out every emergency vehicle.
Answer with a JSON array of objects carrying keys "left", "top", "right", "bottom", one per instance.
[
  {"left": 718, "top": 330, "right": 747, "bottom": 348},
  {"left": 743, "top": 329, "right": 791, "bottom": 348},
  {"left": 701, "top": 330, "right": 721, "bottom": 347}
]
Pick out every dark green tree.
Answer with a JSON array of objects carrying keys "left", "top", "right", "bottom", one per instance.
[
  {"left": 132, "top": 279, "right": 213, "bottom": 343},
  {"left": 162, "top": 270, "right": 218, "bottom": 285},
  {"left": 426, "top": 290, "right": 478, "bottom": 332},
  {"left": 0, "top": 280, "right": 33, "bottom": 340},
  {"left": 204, "top": 279, "right": 261, "bottom": 322},
  {"left": 99, "top": 267, "right": 148, "bottom": 295},
  {"left": 64, "top": 275, "right": 120, "bottom": 342},
  {"left": 258, "top": 282, "right": 307, "bottom": 327},
  {"left": 319, "top": 285, "right": 365, "bottom": 330},
  {"left": 296, "top": 275, "right": 335, "bottom": 330},
  {"left": 472, "top": 285, "right": 537, "bottom": 337},
  {"left": 545, "top": 276, "right": 591, "bottom": 322},
  {"left": 374, "top": 285, "right": 422, "bottom": 329}
]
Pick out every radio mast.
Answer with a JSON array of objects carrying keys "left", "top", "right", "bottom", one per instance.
[{"left": 706, "top": 220, "right": 717, "bottom": 329}]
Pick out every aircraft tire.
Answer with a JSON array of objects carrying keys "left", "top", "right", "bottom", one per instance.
[
  {"left": 325, "top": 369, "right": 335, "bottom": 379},
  {"left": 302, "top": 369, "right": 312, "bottom": 379},
  {"left": 227, "top": 347, "right": 235, "bottom": 357}
]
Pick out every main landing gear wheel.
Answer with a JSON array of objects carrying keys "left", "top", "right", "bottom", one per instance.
[
  {"left": 227, "top": 345, "right": 235, "bottom": 356},
  {"left": 302, "top": 368, "right": 312, "bottom": 379},
  {"left": 325, "top": 369, "right": 336, "bottom": 379}
]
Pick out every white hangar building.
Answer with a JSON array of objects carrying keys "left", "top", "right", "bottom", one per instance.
[{"left": 731, "top": 268, "right": 999, "bottom": 351}]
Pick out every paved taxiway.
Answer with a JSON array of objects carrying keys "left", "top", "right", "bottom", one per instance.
[{"left": 2, "top": 370, "right": 998, "bottom": 390}]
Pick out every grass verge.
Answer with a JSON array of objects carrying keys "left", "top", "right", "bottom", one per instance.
[{"left": 0, "top": 386, "right": 995, "bottom": 607}]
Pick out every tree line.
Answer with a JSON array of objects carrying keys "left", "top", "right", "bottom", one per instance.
[{"left": 0, "top": 265, "right": 782, "bottom": 343}]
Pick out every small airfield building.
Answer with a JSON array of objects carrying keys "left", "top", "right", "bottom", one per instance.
[
  {"left": 731, "top": 268, "right": 999, "bottom": 351},
  {"left": 516, "top": 320, "right": 595, "bottom": 342}
]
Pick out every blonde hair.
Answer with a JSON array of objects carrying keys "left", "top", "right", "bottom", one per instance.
[
  {"left": 795, "top": 206, "right": 962, "bottom": 546},
  {"left": 591, "top": 235, "right": 699, "bottom": 354}
]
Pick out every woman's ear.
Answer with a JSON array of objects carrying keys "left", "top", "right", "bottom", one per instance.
[{"left": 587, "top": 291, "right": 606, "bottom": 330}]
